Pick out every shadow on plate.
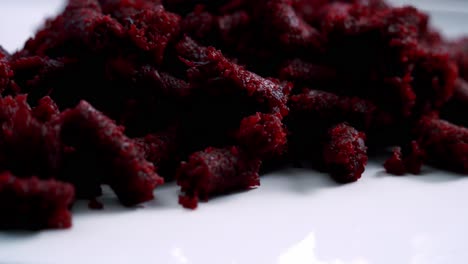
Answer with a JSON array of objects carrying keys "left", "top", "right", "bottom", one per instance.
[
  {"left": 72, "top": 183, "right": 181, "bottom": 216},
  {"left": 374, "top": 166, "right": 465, "bottom": 183}
]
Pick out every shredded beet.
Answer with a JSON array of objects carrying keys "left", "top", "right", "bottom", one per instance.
[
  {"left": 177, "top": 146, "right": 261, "bottom": 209},
  {"left": 384, "top": 147, "right": 406, "bottom": 176},
  {"left": 415, "top": 116, "right": 468, "bottom": 174},
  {"left": 384, "top": 140, "right": 425, "bottom": 175},
  {"left": 0, "top": 47, "right": 13, "bottom": 93},
  {"left": 0, "top": 0, "right": 466, "bottom": 229},
  {"left": 236, "top": 112, "right": 287, "bottom": 158},
  {"left": 60, "top": 101, "right": 164, "bottom": 206},
  {"left": 323, "top": 123, "right": 368, "bottom": 183},
  {"left": 0, "top": 172, "right": 74, "bottom": 230}
]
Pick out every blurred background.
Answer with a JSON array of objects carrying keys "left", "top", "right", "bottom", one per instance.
[{"left": 1, "top": 0, "right": 468, "bottom": 52}]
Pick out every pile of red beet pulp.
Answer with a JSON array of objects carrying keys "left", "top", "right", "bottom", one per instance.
[{"left": 0, "top": 0, "right": 467, "bottom": 230}]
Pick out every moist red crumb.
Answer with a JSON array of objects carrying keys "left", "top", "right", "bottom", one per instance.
[
  {"left": 175, "top": 35, "right": 210, "bottom": 62},
  {"left": 236, "top": 113, "right": 287, "bottom": 158},
  {"left": 0, "top": 0, "right": 467, "bottom": 229},
  {"left": 441, "top": 78, "right": 468, "bottom": 127},
  {"left": 33, "top": 96, "right": 60, "bottom": 122},
  {"left": 384, "top": 147, "right": 406, "bottom": 176},
  {"left": 0, "top": 47, "right": 13, "bottom": 93},
  {"left": 187, "top": 47, "right": 291, "bottom": 117},
  {"left": 288, "top": 89, "right": 384, "bottom": 131},
  {"left": 279, "top": 59, "right": 337, "bottom": 87},
  {"left": 134, "top": 126, "right": 180, "bottom": 179},
  {"left": 23, "top": 0, "right": 125, "bottom": 57},
  {"left": 256, "top": 0, "right": 322, "bottom": 53},
  {"left": 0, "top": 172, "right": 74, "bottom": 230},
  {"left": 415, "top": 116, "right": 468, "bottom": 174},
  {"left": 125, "top": 6, "right": 181, "bottom": 64},
  {"left": 177, "top": 146, "right": 261, "bottom": 209},
  {"left": 384, "top": 141, "right": 425, "bottom": 175},
  {"left": 323, "top": 123, "right": 368, "bottom": 183},
  {"left": 0, "top": 95, "right": 63, "bottom": 179},
  {"left": 60, "top": 101, "right": 164, "bottom": 206},
  {"left": 404, "top": 140, "right": 426, "bottom": 174}
]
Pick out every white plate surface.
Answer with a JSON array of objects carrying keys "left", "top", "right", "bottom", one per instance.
[{"left": 1, "top": 1, "right": 468, "bottom": 264}]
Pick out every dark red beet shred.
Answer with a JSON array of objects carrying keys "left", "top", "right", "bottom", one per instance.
[
  {"left": 0, "top": 172, "right": 74, "bottom": 230},
  {"left": 60, "top": 101, "right": 164, "bottom": 206},
  {"left": 323, "top": 123, "right": 368, "bottom": 183},
  {"left": 0, "top": 0, "right": 466, "bottom": 229},
  {"left": 177, "top": 146, "right": 261, "bottom": 209}
]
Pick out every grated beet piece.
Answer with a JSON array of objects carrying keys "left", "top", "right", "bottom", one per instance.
[
  {"left": 32, "top": 96, "right": 60, "bottom": 122},
  {"left": 99, "top": 0, "right": 163, "bottom": 20},
  {"left": 125, "top": 6, "right": 181, "bottom": 64},
  {"left": 177, "top": 146, "right": 261, "bottom": 208},
  {"left": 404, "top": 140, "right": 426, "bottom": 174},
  {"left": 441, "top": 78, "right": 468, "bottom": 127},
  {"left": 288, "top": 89, "right": 384, "bottom": 131},
  {"left": 451, "top": 37, "right": 468, "bottom": 81},
  {"left": 0, "top": 95, "right": 63, "bottom": 179},
  {"left": 182, "top": 5, "right": 216, "bottom": 40},
  {"left": 60, "top": 100, "right": 164, "bottom": 206},
  {"left": 257, "top": 0, "right": 322, "bottom": 53},
  {"left": 287, "top": 89, "right": 389, "bottom": 165},
  {"left": 217, "top": 10, "right": 250, "bottom": 45},
  {"left": 279, "top": 58, "right": 337, "bottom": 87},
  {"left": 318, "top": 4, "right": 456, "bottom": 118},
  {"left": 135, "top": 126, "right": 180, "bottom": 179},
  {"left": 323, "top": 123, "right": 368, "bottom": 183},
  {"left": 187, "top": 47, "right": 290, "bottom": 116},
  {"left": 23, "top": 0, "right": 125, "bottom": 57},
  {"left": 411, "top": 47, "right": 458, "bottom": 111},
  {"left": 0, "top": 172, "right": 74, "bottom": 230},
  {"left": 176, "top": 35, "right": 210, "bottom": 62},
  {"left": 137, "top": 66, "right": 191, "bottom": 98},
  {"left": 0, "top": 47, "right": 13, "bottom": 93},
  {"left": 236, "top": 112, "right": 287, "bottom": 158},
  {"left": 384, "top": 147, "right": 406, "bottom": 176},
  {"left": 9, "top": 56, "right": 69, "bottom": 103},
  {"left": 415, "top": 116, "right": 468, "bottom": 174}
]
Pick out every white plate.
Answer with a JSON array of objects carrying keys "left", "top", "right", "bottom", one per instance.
[{"left": 1, "top": 1, "right": 468, "bottom": 264}]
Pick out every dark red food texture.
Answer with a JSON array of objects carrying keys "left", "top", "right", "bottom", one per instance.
[
  {"left": 60, "top": 101, "right": 164, "bottom": 206},
  {"left": 236, "top": 113, "right": 287, "bottom": 158},
  {"left": 187, "top": 47, "right": 291, "bottom": 117},
  {"left": 135, "top": 125, "right": 180, "bottom": 179},
  {"left": 415, "top": 116, "right": 468, "bottom": 174},
  {"left": 177, "top": 146, "right": 261, "bottom": 208},
  {"left": 0, "top": 172, "right": 74, "bottom": 230},
  {"left": 441, "top": 78, "right": 468, "bottom": 127},
  {"left": 384, "top": 147, "right": 406, "bottom": 176},
  {"left": 0, "top": 0, "right": 466, "bottom": 229},
  {"left": 0, "top": 95, "right": 62, "bottom": 179},
  {"left": 0, "top": 47, "right": 13, "bottom": 93},
  {"left": 323, "top": 123, "right": 368, "bottom": 183},
  {"left": 317, "top": 4, "right": 457, "bottom": 118},
  {"left": 384, "top": 141, "right": 425, "bottom": 175}
]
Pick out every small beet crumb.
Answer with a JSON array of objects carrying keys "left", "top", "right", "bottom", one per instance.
[
  {"left": 323, "top": 123, "right": 368, "bottom": 183},
  {"left": 177, "top": 146, "right": 261, "bottom": 208},
  {"left": 60, "top": 100, "right": 164, "bottom": 206},
  {"left": 384, "top": 147, "right": 406, "bottom": 176},
  {"left": 0, "top": 172, "right": 75, "bottom": 230},
  {"left": 236, "top": 112, "right": 287, "bottom": 158}
]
